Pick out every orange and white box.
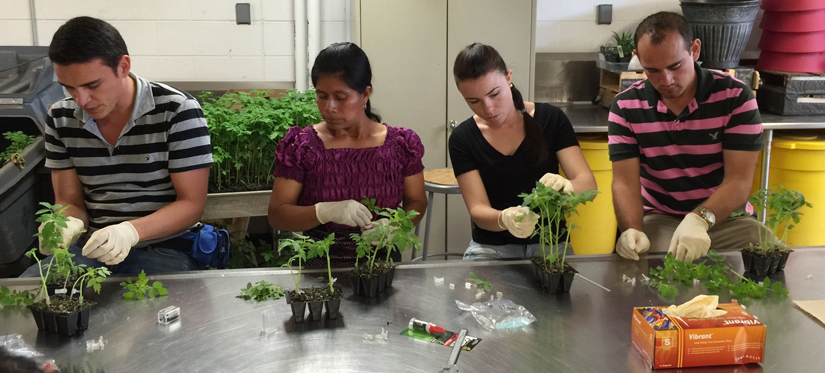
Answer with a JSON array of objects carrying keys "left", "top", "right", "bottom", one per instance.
[{"left": 631, "top": 303, "right": 766, "bottom": 369}]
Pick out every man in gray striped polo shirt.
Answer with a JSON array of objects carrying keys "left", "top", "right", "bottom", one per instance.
[
  {"left": 608, "top": 12, "right": 768, "bottom": 263},
  {"left": 22, "top": 17, "right": 212, "bottom": 276}
]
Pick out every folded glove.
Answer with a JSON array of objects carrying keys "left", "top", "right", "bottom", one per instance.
[
  {"left": 615, "top": 228, "right": 650, "bottom": 261},
  {"left": 315, "top": 200, "right": 372, "bottom": 229},
  {"left": 668, "top": 213, "right": 711, "bottom": 262},
  {"left": 500, "top": 206, "right": 539, "bottom": 239},
  {"left": 82, "top": 221, "right": 140, "bottom": 265},
  {"left": 663, "top": 294, "right": 727, "bottom": 319},
  {"left": 362, "top": 218, "right": 396, "bottom": 245},
  {"left": 539, "top": 173, "right": 573, "bottom": 193},
  {"left": 39, "top": 216, "right": 85, "bottom": 255}
]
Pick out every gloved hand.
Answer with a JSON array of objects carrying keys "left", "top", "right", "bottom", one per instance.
[
  {"left": 615, "top": 228, "right": 650, "bottom": 260},
  {"left": 362, "top": 218, "right": 396, "bottom": 245},
  {"left": 539, "top": 173, "right": 573, "bottom": 193},
  {"left": 82, "top": 221, "right": 140, "bottom": 265},
  {"left": 39, "top": 216, "right": 85, "bottom": 255},
  {"left": 315, "top": 200, "right": 372, "bottom": 229},
  {"left": 668, "top": 213, "right": 711, "bottom": 262},
  {"left": 500, "top": 206, "right": 539, "bottom": 238},
  {"left": 663, "top": 294, "right": 727, "bottom": 319}
]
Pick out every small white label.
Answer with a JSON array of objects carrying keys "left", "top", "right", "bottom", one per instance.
[
  {"left": 798, "top": 96, "right": 825, "bottom": 104},
  {"left": 54, "top": 288, "right": 67, "bottom": 295}
]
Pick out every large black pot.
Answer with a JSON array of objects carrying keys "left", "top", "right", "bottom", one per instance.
[{"left": 680, "top": 0, "right": 761, "bottom": 69}]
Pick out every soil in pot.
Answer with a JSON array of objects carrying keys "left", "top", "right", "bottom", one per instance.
[
  {"left": 287, "top": 285, "right": 344, "bottom": 322},
  {"left": 28, "top": 297, "right": 92, "bottom": 337},
  {"left": 348, "top": 261, "right": 395, "bottom": 298},
  {"left": 531, "top": 258, "right": 578, "bottom": 293}
]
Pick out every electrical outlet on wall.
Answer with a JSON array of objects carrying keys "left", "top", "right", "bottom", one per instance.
[{"left": 236, "top": 3, "right": 251, "bottom": 25}]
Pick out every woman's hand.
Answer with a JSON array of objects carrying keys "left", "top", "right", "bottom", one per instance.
[{"left": 315, "top": 200, "right": 372, "bottom": 229}]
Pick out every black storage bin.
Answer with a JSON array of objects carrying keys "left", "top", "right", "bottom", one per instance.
[{"left": 0, "top": 46, "right": 66, "bottom": 272}]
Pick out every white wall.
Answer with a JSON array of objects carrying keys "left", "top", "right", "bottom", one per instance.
[
  {"left": 535, "top": 0, "right": 763, "bottom": 59},
  {"left": 0, "top": 0, "right": 764, "bottom": 84},
  {"left": 0, "top": 0, "right": 350, "bottom": 84}
]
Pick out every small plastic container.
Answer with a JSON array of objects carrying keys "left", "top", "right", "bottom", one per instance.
[
  {"left": 158, "top": 306, "right": 180, "bottom": 324},
  {"left": 262, "top": 308, "right": 278, "bottom": 333}
]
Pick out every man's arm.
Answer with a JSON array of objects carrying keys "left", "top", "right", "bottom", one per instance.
[
  {"left": 129, "top": 167, "right": 209, "bottom": 241},
  {"left": 695, "top": 149, "right": 759, "bottom": 223},
  {"left": 51, "top": 168, "right": 89, "bottom": 226},
  {"left": 612, "top": 157, "right": 644, "bottom": 232}
]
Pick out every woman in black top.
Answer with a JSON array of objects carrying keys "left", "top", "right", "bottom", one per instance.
[{"left": 449, "top": 43, "right": 597, "bottom": 259}]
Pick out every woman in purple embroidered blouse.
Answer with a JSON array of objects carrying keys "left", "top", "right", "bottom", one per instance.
[{"left": 268, "top": 42, "right": 427, "bottom": 265}]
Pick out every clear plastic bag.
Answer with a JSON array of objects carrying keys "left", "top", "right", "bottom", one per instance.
[
  {"left": 0, "top": 334, "right": 58, "bottom": 372},
  {"left": 456, "top": 299, "right": 536, "bottom": 330}
]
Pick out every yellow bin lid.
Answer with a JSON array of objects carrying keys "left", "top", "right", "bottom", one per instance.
[
  {"left": 577, "top": 134, "right": 609, "bottom": 150},
  {"left": 774, "top": 132, "right": 825, "bottom": 150}
]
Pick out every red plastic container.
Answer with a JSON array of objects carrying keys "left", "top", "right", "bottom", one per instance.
[
  {"left": 762, "top": 0, "right": 825, "bottom": 11},
  {"left": 756, "top": 51, "right": 825, "bottom": 73},
  {"left": 760, "top": 9, "right": 825, "bottom": 32},
  {"left": 759, "top": 31, "right": 825, "bottom": 53}
]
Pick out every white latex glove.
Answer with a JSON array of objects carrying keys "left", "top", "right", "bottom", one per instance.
[
  {"left": 663, "top": 295, "right": 727, "bottom": 319},
  {"left": 668, "top": 213, "right": 711, "bottom": 262},
  {"left": 39, "top": 216, "right": 85, "bottom": 255},
  {"left": 615, "top": 228, "right": 650, "bottom": 261},
  {"left": 315, "top": 200, "right": 372, "bottom": 229},
  {"left": 82, "top": 221, "right": 140, "bottom": 265},
  {"left": 539, "top": 173, "right": 573, "bottom": 193},
  {"left": 362, "top": 218, "right": 396, "bottom": 245},
  {"left": 500, "top": 206, "right": 539, "bottom": 239}
]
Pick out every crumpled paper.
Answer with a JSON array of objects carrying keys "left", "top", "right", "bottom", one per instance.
[{"left": 663, "top": 295, "right": 727, "bottom": 319}]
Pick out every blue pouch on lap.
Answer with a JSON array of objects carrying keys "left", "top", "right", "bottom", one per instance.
[{"left": 181, "top": 224, "right": 231, "bottom": 268}]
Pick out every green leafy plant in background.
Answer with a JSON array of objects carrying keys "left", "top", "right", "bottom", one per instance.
[
  {"left": 466, "top": 272, "right": 492, "bottom": 293},
  {"left": 748, "top": 185, "right": 812, "bottom": 255},
  {"left": 121, "top": 270, "right": 168, "bottom": 300},
  {"left": 350, "top": 197, "right": 421, "bottom": 272},
  {"left": 227, "top": 234, "right": 295, "bottom": 269},
  {"left": 0, "top": 286, "right": 34, "bottom": 307},
  {"left": 200, "top": 89, "right": 322, "bottom": 192},
  {"left": 520, "top": 184, "right": 598, "bottom": 273},
  {"left": 236, "top": 280, "right": 285, "bottom": 301},
  {"left": 612, "top": 31, "right": 635, "bottom": 61},
  {"left": 649, "top": 251, "right": 788, "bottom": 299},
  {"left": 1, "top": 131, "right": 36, "bottom": 165}
]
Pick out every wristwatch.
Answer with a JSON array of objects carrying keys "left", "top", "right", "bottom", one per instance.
[{"left": 692, "top": 207, "right": 716, "bottom": 230}]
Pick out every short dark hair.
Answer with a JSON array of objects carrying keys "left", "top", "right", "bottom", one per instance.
[
  {"left": 311, "top": 42, "right": 381, "bottom": 123},
  {"left": 634, "top": 11, "right": 693, "bottom": 52},
  {"left": 48, "top": 16, "right": 129, "bottom": 74},
  {"left": 453, "top": 43, "right": 548, "bottom": 167}
]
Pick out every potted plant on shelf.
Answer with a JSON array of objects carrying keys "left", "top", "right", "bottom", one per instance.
[
  {"left": 612, "top": 31, "right": 635, "bottom": 63},
  {"left": 27, "top": 203, "right": 110, "bottom": 337},
  {"left": 519, "top": 184, "right": 597, "bottom": 293},
  {"left": 743, "top": 185, "right": 811, "bottom": 276},
  {"left": 349, "top": 198, "right": 421, "bottom": 298},
  {"left": 279, "top": 233, "right": 339, "bottom": 322}
]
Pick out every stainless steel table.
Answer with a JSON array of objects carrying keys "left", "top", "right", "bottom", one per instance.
[{"left": 2, "top": 249, "right": 825, "bottom": 372}]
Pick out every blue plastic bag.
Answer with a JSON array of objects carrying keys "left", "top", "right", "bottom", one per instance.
[{"left": 181, "top": 224, "right": 231, "bottom": 268}]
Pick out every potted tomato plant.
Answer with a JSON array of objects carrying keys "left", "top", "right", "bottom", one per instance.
[
  {"left": 27, "top": 203, "right": 110, "bottom": 337},
  {"left": 743, "top": 186, "right": 811, "bottom": 276},
  {"left": 520, "top": 184, "right": 597, "bottom": 293},
  {"left": 349, "top": 199, "right": 421, "bottom": 298},
  {"left": 279, "top": 233, "right": 341, "bottom": 322}
]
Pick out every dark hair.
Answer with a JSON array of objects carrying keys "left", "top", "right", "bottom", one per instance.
[
  {"left": 49, "top": 16, "right": 129, "bottom": 75},
  {"left": 453, "top": 43, "right": 548, "bottom": 167},
  {"left": 634, "top": 11, "right": 693, "bottom": 52},
  {"left": 310, "top": 42, "right": 381, "bottom": 123}
]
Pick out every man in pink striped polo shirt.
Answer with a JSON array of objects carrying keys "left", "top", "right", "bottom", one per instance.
[{"left": 608, "top": 12, "right": 765, "bottom": 262}]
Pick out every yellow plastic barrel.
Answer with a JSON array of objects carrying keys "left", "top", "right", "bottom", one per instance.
[
  {"left": 564, "top": 134, "right": 617, "bottom": 254},
  {"left": 767, "top": 133, "right": 825, "bottom": 246}
]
